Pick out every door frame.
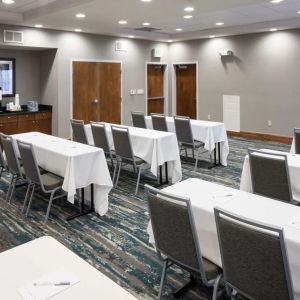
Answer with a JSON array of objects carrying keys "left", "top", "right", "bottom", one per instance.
[
  {"left": 172, "top": 61, "right": 199, "bottom": 119},
  {"left": 145, "top": 62, "right": 169, "bottom": 115},
  {"left": 70, "top": 59, "right": 123, "bottom": 125}
]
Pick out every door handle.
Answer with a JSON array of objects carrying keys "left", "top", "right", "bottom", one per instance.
[{"left": 93, "top": 99, "right": 99, "bottom": 104}]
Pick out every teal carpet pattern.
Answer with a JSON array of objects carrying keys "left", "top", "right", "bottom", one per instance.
[{"left": 0, "top": 137, "right": 290, "bottom": 299}]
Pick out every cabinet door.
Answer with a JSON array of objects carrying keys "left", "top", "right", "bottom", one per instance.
[
  {"left": 36, "top": 119, "right": 52, "bottom": 134},
  {"left": 0, "top": 122, "right": 18, "bottom": 135},
  {"left": 17, "top": 120, "right": 36, "bottom": 133}
]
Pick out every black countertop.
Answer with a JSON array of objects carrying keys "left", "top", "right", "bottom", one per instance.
[{"left": 0, "top": 104, "right": 52, "bottom": 117}]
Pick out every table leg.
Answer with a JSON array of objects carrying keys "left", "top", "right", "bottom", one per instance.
[
  {"left": 165, "top": 162, "right": 169, "bottom": 184},
  {"left": 218, "top": 142, "right": 221, "bottom": 165},
  {"left": 159, "top": 165, "right": 163, "bottom": 185},
  {"left": 66, "top": 184, "right": 95, "bottom": 221}
]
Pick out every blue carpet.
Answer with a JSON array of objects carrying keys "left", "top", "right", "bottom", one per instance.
[{"left": 0, "top": 136, "right": 290, "bottom": 299}]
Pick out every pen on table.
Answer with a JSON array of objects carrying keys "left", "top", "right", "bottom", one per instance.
[{"left": 33, "top": 281, "right": 71, "bottom": 286}]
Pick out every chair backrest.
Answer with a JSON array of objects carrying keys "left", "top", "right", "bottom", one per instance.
[
  {"left": 0, "top": 142, "right": 6, "bottom": 169},
  {"left": 0, "top": 133, "right": 21, "bottom": 175},
  {"left": 70, "top": 119, "right": 88, "bottom": 144},
  {"left": 111, "top": 126, "right": 134, "bottom": 162},
  {"left": 131, "top": 111, "right": 146, "bottom": 129},
  {"left": 17, "top": 140, "right": 41, "bottom": 185},
  {"left": 248, "top": 149, "right": 293, "bottom": 203},
  {"left": 151, "top": 114, "right": 168, "bottom": 132},
  {"left": 174, "top": 116, "right": 194, "bottom": 145},
  {"left": 294, "top": 128, "right": 300, "bottom": 155},
  {"left": 214, "top": 208, "right": 294, "bottom": 300},
  {"left": 90, "top": 122, "right": 110, "bottom": 153},
  {"left": 145, "top": 184, "right": 209, "bottom": 283}
]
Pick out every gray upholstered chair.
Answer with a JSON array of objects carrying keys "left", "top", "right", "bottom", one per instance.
[
  {"left": 294, "top": 128, "right": 300, "bottom": 155},
  {"left": 131, "top": 111, "right": 147, "bottom": 129},
  {"left": 0, "top": 133, "right": 25, "bottom": 203},
  {"left": 70, "top": 119, "right": 88, "bottom": 144},
  {"left": 90, "top": 122, "right": 114, "bottom": 167},
  {"left": 0, "top": 142, "right": 6, "bottom": 179},
  {"left": 174, "top": 116, "right": 206, "bottom": 171},
  {"left": 151, "top": 114, "right": 168, "bottom": 132},
  {"left": 17, "top": 140, "right": 66, "bottom": 224},
  {"left": 248, "top": 149, "right": 296, "bottom": 205},
  {"left": 111, "top": 125, "right": 150, "bottom": 194},
  {"left": 214, "top": 207, "right": 294, "bottom": 300},
  {"left": 146, "top": 185, "right": 222, "bottom": 299}
]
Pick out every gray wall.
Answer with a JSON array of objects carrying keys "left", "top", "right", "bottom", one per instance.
[
  {"left": 168, "top": 30, "right": 300, "bottom": 136},
  {"left": 0, "top": 49, "right": 41, "bottom": 105}
]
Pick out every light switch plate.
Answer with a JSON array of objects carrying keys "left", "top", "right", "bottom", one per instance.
[
  {"left": 137, "top": 89, "right": 144, "bottom": 95},
  {"left": 130, "top": 90, "right": 137, "bottom": 95}
]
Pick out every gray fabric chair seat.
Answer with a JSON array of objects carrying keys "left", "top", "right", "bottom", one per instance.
[
  {"left": 41, "top": 172, "right": 64, "bottom": 191},
  {"left": 121, "top": 156, "right": 146, "bottom": 165},
  {"left": 182, "top": 140, "right": 204, "bottom": 149}
]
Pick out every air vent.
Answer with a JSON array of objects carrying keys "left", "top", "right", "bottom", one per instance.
[
  {"left": 134, "top": 27, "right": 160, "bottom": 32},
  {"left": 4, "top": 30, "right": 24, "bottom": 44}
]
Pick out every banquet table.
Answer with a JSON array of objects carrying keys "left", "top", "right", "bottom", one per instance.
[
  {"left": 147, "top": 178, "right": 300, "bottom": 299},
  {"left": 11, "top": 132, "right": 113, "bottom": 216},
  {"left": 240, "top": 149, "right": 300, "bottom": 202},
  {"left": 85, "top": 123, "right": 182, "bottom": 184},
  {"left": 145, "top": 116, "right": 229, "bottom": 166},
  {"left": 0, "top": 236, "right": 137, "bottom": 300}
]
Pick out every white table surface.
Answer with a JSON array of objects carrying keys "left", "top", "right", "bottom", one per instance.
[
  {"left": 147, "top": 178, "right": 300, "bottom": 299},
  {"left": 85, "top": 123, "right": 182, "bottom": 184},
  {"left": 0, "top": 236, "right": 137, "bottom": 300},
  {"left": 145, "top": 116, "right": 229, "bottom": 166},
  {"left": 240, "top": 149, "right": 300, "bottom": 202},
  {"left": 12, "top": 132, "right": 113, "bottom": 216}
]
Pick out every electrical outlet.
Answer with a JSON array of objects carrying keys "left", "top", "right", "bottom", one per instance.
[
  {"left": 208, "top": 114, "right": 211, "bottom": 120},
  {"left": 268, "top": 120, "right": 272, "bottom": 127}
]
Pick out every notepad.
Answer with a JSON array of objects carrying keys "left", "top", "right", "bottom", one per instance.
[{"left": 18, "top": 269, "right": 79, "bottom": 300}]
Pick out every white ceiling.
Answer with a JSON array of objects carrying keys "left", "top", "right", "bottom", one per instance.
[{"left": 1, "top": 0, "right": 300, "bottom": 41}]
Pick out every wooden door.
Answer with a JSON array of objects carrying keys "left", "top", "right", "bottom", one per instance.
[
  {"left": 73, "top": 61, "right": 121, "bottom": 124},
  {"left": 147, "top": 65, "right": 164, "bottom": 114},
  {"left": 176, "top": 64, "right": 197, "bottom": 119}
]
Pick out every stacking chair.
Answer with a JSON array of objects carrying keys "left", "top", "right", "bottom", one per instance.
[
  {"left": 90, "top": 122, "right": 114, "bottom": 167},
  {"left": 294, "top": 128, "right": 300, "bottom": 154},
  {"left": 214, "top": 208, "right": 294, "bottom": 300},
  {"left": 151, "top": 114, "right": 168, "bottom": 132},
  {"left": 70, "top": 119, "right": 88, "bottom": 144},
  {"left": 0, "top": 143, "right": 6, "bottom": 179},
  {"left": 0, "top": 133, "right": 25, "bottom": 203},
  {"left": 174, "top": 116, "right": 206, "bottom": 171},
  {"left": 131, "top": 111, "right": 147, "bottom": 129},
  {"left": 248, "top": 149, "right": 297, "bottom": 205},
  {"left": 111, "top": 125, "right": 150, "bottom": 194},
  {"left": 146, "top": 185, "right": 222, "bottom": 299},
  {"left": 17, "top": 140, "right": 66, "bottom": 224}
]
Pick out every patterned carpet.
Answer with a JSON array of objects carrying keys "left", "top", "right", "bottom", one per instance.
[{"left": 0, "top": 136, "right": 290, "bottom": 299}]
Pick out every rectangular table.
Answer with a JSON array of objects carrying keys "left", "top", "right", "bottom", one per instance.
[
  {"left": 0, "top": 236, "right": 137, "bottom": 300},
  {"left": 85, "top": 123, "right": 182, "bottom": 184},
  {"left": 11, "top": 132, "right": 113, "bottom": 216},
  {"left": 145, "top": 116, "right": 229, "bottom": 167},
  {"left": 147, "top": 178, "right": 300, "bottom": 299},
  {"left": 240, "top": 149, "right": 300, "bottom": 202}
]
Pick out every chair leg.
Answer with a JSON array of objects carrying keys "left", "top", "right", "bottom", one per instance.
[
  {"left": 185, "top": 148, "right": 188, "bottom": 157},
  {"left": 9, "top": 177, "right": 17, "bottom": 203},
  {"left": 0, "top": 166, "right": 3, "bottom": 179},
  {"left": 44, "top": 190, "right": 56, "bottom": 224},
  {"left": 158, "top": 260, "right": 168, "bottom": 300},
  {"left": 26, "top": 184, "right": 36, "bottom": 217},
  {"left": 112, "top": 161, "right": 118, "bottom": 186},
  {"left": 115, "top": 162, "right": 122, "bottom": 187},
  {"left": 173, "top": 273, "right": 197, "bottom": 298},
  {"left": 22, "top": 183, "right": 32, "bottom": 213},
  {"left": 212, "top": 274, "right": 222, "bottom": 300},
  {"left": 194, "top": 149, "right": 200, "bottom": 171},
  {"left": 135, "top": 167, "right": 142, "bottom": 195},
  {"left": 6, "top": 175, "right": 14, "bottom": 202}
]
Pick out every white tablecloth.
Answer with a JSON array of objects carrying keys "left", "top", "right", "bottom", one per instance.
[
  {"left": 0, "top": 236, "right": 137, "bottom": 299},
  {"left": 12, "top": 132, "right": 113, "bottom": 216},
  {"left": 145, "top": 116, "right": 229, "bottom": 166},
  {"left": 85, "top": 123, "right": 182, "bottom": 184},
  {"left": 147, "top": 178, "right": 300, "bottom": 299},
  {"left": 240, "top": 149, "right": 300, "bottom": 202}
]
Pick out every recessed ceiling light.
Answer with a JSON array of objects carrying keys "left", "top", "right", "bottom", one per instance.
[
  {"left": 142, "top": 22, "right": 151, "bottom": 26},
  {"left": 184, "top": 15, "right": 193, "bottom": 19},
  {"left": 184, "top": 7, "right": 194, "bottom": 12},
  {"left": 176, "top": 28, "right": 183, "bottom": 31},
  {"left": 76, "top": 13, "right": 86, "bottom": 18},
  {"left": 118, "top": 20, "right": 128, "bottom": 25},
  {"left": 167, "top": 40, "right": 173, "bottom": 43},
  {"left": 141, "top": 0, "right": 152, "bottom": 2},
  {"left": 2, "top": 0, "right": 15, "bottom": 4},
  {"left": 270, "top": 0, "right": 284, "bottom": 3},
  {"left": 128, "top": 35, "right": 135, "bottom": 38},
  {"left": 297, "top": 11, "right": 300, "bottom": 14},
  {"left": 209, "top": 35, "right": 216, "bottom": 38},
  {"left": 270, "top": 28, "right": 278, "bottom": 31},
  {"left": 216, "top": 22, "right": 224, "bottom": 26},
  {"left": 74, "top": 29, "right": 82, "bottom": 32},
  {"left": 35, "top": 24, "right": 43, "bottom": 28}
]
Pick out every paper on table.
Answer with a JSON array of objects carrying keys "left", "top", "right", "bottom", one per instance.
[
  {"left": 18, "top": 269, "right": 79, "bottom": 300},
  {"left": 211, "top": 192, "right": 234, "bottom": 204}
]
